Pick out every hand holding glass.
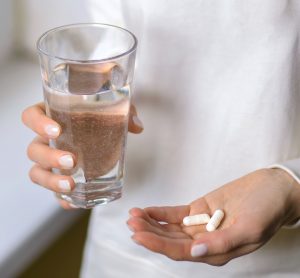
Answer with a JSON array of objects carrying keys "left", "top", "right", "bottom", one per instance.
[{"left": 37, "top": 24, "right": 137, "bottom": 208}]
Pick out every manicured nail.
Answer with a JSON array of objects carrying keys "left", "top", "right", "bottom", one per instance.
[
  {"left": 191, "top": 244, "right": 208, "bottom": 257},
  {"left": 132, "top": 116, "right": 144, "bottom": 129},
  {"left": 58, "top": 180, "right": 71, "bottom": 192},
  {"left": 58, "top": 155, "right": 74, "bottom": 169},
  {"left": 45, "top": 124, "right": 60, "bottom": 137}
]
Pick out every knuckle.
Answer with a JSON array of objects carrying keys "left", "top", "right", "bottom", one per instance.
[
  {"left": 206, "top": 258, "right": 230, "bottom": 267},
  {"left": 220, "top": 237, "right": 233, "bottom": 253},
  {"left": 132, "top": 221, "right": 144, "bottom": 232},
  {"left": 56, "top": 198, "right": 70, "bottom": 210},
  {"left": 168, "top": 253, "right": 183, "bottom": 261},
  {"left": 26, "top": 143, "right": 35, "bottom": 160},
  {"left": 169, "top": 245, "right": 189, "bottom": 261},
  {"left": 29, "top": 166, "right": 38, "bottom": 184},
  {"left": 60, "top": 202, "right": 71, "bottom": 210},
  {"left": 60, "top": 203, "right": 67, "bottom": 209},
  {"left": 21, "top": 108, "right": 29, "bottom": 124},
  {"left": 214, "top": 260, "right": 229, "bottom": 267}
]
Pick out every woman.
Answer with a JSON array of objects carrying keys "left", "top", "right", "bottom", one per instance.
[{"left": 22, "top": 0, "right": 300, "bottom": 277}]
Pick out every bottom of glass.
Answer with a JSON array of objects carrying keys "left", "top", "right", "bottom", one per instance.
[{"left": 57, "top": 180, "right": 122, "bottom": 209}]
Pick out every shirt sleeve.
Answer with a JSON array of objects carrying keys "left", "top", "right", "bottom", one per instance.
[{"left": 268, "top": 158, "right": 300, "bottom": 229}]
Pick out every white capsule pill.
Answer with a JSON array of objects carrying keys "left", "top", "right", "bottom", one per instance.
[
  {"left": 183, "top": 214, "right": 211, "bottom": 226},
  {"left": 206, "top": 209, "right": 225, "bottom": 232}
]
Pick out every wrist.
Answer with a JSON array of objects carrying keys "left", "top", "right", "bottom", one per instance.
[{"left": 268, "top": 168, "right": 300, "bottom": 225}]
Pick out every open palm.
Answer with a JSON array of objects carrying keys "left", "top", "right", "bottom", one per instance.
[{"left": 127, "top": 169, "right": 300, "bottom": 265}]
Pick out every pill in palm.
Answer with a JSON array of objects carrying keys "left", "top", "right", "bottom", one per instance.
[
  {"left": 206, "top": 209, "right": 225, "bottom": 232},
  {"left": 183, "top": 214, "right": 211, "bottom": 226}
]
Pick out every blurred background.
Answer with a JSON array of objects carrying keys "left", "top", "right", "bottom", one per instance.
[{"left": 0, "top": 0, "right": 122, "bottom": 277}]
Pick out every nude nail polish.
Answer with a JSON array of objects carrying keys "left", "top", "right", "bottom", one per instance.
[
  {"left": 58, "top": 155, "right": 74, "bottom": 169},
  {"left": 45, "top": 124, "right": 60, "bottom": 137},
  {"left": 191, "top": 244, "right": 208, "bottom": 257},
  {"left": 58, "top": 180, "right": 71, "bottom": 192}
]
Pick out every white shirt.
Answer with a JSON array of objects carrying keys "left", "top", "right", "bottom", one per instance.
[
  {"left": 78, "top": 0, "right": 300, "bottom": 278},
  {"left": 73, "top": 0, "right": 300, "bottom": 277}
]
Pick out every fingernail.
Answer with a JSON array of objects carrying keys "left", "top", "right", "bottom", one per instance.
[
  {"left": 58, "top": 155, "right": 74, "bottom": 169},
  {"left": 70, "top": 203, "right": 79, "bottom": 209},
  {"left": 132, "top": 116, "right": 144, "bottom": 129},
  {"left": 45, "top": 124, "right": 60, "bottom": 137},
  {"left": 131, "top": 236, "right": 141, "bottom": 245},
  {"left": 58, "top": 180, "right": 71, "bottom": 192},
  {"left": 191, "top": 244, "right": 208, "bottom": 257}
]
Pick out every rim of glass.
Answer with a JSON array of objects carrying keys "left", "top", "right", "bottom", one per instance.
[{"left": 37, "top": 23, "right": 138, "bottom": 63}]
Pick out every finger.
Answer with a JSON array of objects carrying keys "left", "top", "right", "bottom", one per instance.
[
  {"left": 128, "top": 104, "right": 143, "bottom": 134},
  {"left": 27, "top": 137, "right": 76, "bottom": 169},
  {"left": 199, "top": 243, "right": 261, "bottom": 266},
  {"left": 129, "top": 207, "right": 163, "bottom": 228},
  {"left": 129, "top": 207, "right": 183, "bottom": 232},
  {"left": 127, "top": 217, "right": 188, "bottom": 239},
  {"left": 132, "top": 232, "right": 260, "bottom": 264},
  {"left": 161, "top": 223, "right": 184, "bottom": 233},
  {"left": 189, "top": 197, "right": 212, "bottom": 216},
  {"left": 145, "top": 205, "right": 190, "bottom": 224},
  {"left": 29, "top": 164, "right": 75, "bottom": 193},
  {"left": 22, "top": 103, "right": 61, "bottom": 139},
  {"left": 182, "top": 224, "right": 207, "bottom": 239},
  {"left": 190, "top": 222, "right": 247, "bottom": 258},
  {"left": 132, "top": 231, "right": 194, "bottom": 261},
  {"left": 56, "top": 197, "right": 80, "bottom": 210}
]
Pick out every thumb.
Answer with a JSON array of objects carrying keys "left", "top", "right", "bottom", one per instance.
[
  {"left": 190, "top": 223, "right": 246, "bottom": 258},
  {"left": 128, "top": 104, "right": 144, "bottom": 133}
]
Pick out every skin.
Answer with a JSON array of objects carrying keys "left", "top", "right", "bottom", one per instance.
[
  {"left": 127, "top": 169, "right": 300, "bottom": 265},
  {"left": 21, "top": 102, "right": 143, "bottom": 209},
  {"left": 22, "top": 103, "right": 300, "bottom": 265}
]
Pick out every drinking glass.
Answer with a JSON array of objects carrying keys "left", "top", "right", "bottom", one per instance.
[{"left": 37, "top": 23, "right": 137, "bottom": 208}]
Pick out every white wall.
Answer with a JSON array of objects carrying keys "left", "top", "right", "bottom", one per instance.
[
  {"left": 19, "top": 0, "right": 126, "bottom": 56},
  {"left": 0, "top": 0, "right": 13, "bottom": 64},
  {"left": 20, "top": 0, "right": 92, "bottom": 54}
]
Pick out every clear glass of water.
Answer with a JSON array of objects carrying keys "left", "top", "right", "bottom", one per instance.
[{"left": 37, "top": 23, "right": 137, "bottom": 208}]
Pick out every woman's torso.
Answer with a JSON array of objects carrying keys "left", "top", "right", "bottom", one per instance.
[{"left": 81, "top": 1, "right": 300, "bottom": 277}]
